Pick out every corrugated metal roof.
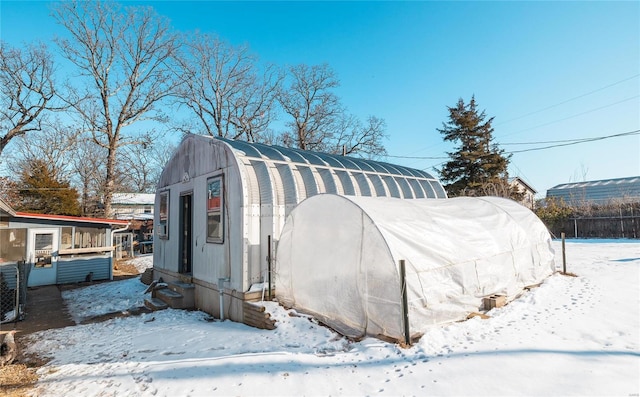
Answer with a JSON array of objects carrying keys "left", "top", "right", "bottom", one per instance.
[
  {"left": 546, "top": 176, "right": 640, "bottom": 204},
  {"left": 216, "top": 137, "right": 447, "bottom": 207}
]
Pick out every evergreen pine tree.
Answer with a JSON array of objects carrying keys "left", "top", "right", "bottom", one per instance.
[
  {"left": 17, "top": 159, "right": 82, "bottom": 215},
  {"left": 437, "top": 96, "right": 515, "bottom": 198}
]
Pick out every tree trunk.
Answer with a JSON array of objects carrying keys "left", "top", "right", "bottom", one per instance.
[
  {"left": 104, "top": 145, "right": 117, "bottom": 218},
  {"left": 82, "top": 181, "right": 89, "bottom": 217},
  {"left": 0, "top": 138, "right": 8, "bottom": 157}
]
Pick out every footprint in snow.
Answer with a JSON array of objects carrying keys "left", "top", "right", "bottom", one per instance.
[{"left": 162, "top": 351, "right": 186, "bottom": 355}]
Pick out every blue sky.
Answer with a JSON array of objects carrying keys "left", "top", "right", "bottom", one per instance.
[{"left": 1, "top": 1, "right": 638, "bottom": 196}]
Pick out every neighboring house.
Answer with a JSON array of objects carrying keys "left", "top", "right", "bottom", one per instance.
[
  {"left": 152, "top": 134, "right": 447, "bottom": 325},
  {"left": 112, "top": 193, "right": 155, "bottom": 220},
  {"left": 0, "top": 198, "right": 129, "bottom": 287},
  {"left": 112, "top": 193, "right": 155, "bottom": 255},
  {"left": 546, "top": 176, "right": 640, "bottom": 206},
  {"left": 509, "top": 177, "right": 537, "bottom": 209}
]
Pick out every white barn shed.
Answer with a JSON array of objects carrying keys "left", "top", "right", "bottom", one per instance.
[
  {"left": 276, "top": 195, "right": 555, "bottom": 342},
  {"left": 153, "top": 134, "right": 447, "bottom": 323}
]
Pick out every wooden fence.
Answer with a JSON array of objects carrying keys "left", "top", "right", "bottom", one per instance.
[{"left": 549, "top": 203, "right": 640, "bottom": 239}]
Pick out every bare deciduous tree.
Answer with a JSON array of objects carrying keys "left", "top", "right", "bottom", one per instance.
[
  {"left": 68, "top": 134, "right": 106, "bottom": 217},
  {"left": 277, "top": 63, "right": 388, "bottom": 157},
  {"left": 0, "top": 176, "right": 20, "bottom": 205},
  {"left": 277, "top": 63, "right": 341, "bottom": 151},
  {"left": 52, "top": 0, "right": 180, "bottom": 217},
  {"left": 118, "top": 136, "right": 176, "bottom": 193},
  {"left": 230, "top": 65, "right": 283, "bottom": 142},
  {"left": 333, "top": 115, "right": 387, "bottom": 158},
  {"left": 459, "top": 179, "right": 524, "bottom": 201},
  {"left": 5, "top": 119, "right": 80, "bottom": 182},
  {"left": 0, "top": 41, "right": 58, "bottom": 159},
  {"left": 175, "top": 32, "right": 281, "bottom": 141}
]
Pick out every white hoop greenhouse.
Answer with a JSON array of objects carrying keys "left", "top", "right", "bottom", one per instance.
[{"left": 276, "top": 194, "right": 555, "bottom": 341}]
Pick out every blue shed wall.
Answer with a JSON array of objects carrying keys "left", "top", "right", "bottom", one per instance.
[{"left": 57, "top": 256, "right": 112, "bottom": 284}]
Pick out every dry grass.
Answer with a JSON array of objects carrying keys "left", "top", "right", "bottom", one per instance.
[
  {"left": 113, "top": 259, "right": 142, "bottom": 278},
  {"left": 1, "top": 333, "right": 56, "bottom": 396},
  {"left": 1, "top": 347, "right": 52, "bottom": 396},
  {"left": 0, "top": 363, "right": 39, "bottom": 397},
  {"left": 467, "top": 311, "right": 491, "bottom": 320}
]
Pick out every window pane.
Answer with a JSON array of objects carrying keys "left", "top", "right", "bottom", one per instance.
[
  {"left": 75, "top": 227, "right": 106, "bottom": 248},
  {"left": 160, "top": 193, "right": 168, "bottom": 222},
  {"left": 34, "top": 233, "right": 53, "bottom": 268},
  {"left": 207, "top": 177, "right": 223, "bottom": 243},
  {"left": 158, "top": 191, "right": 169, "bottom": 238},
  {"left": 208, "top": 179, "right": 221, "bottom": 211},
  {"left": 0, "top": 229, "right": 26, "bottom": 263},
  {"left": 61, "top": 227, "right": 73, "bottom": 250},
  {"left": 207, "top": 211, "right": 222, "bottom": 240}
]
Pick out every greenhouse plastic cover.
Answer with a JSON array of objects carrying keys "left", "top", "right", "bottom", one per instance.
[{"left": 275, "top": 195, "right": 555, "bottom": 341}]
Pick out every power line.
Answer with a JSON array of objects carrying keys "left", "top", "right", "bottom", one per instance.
[
  {"left": 502, "top": 129, "right": 640, "bottom": 146},
  {"left": 496, "top": 74, "right": 640, "bottom": 126},
  {"left": 386, "top": 129, "right": 640, "bottom": 165},
  {"left": 509, "top": 129, "right": 640, "bottom": 154},
  {"left": 385, "top": 154, "right": 448, "bottom": 160},
  {"left": 394, "top": 88, "right": 638, "bottom": 162},
  {"left": 501, "top": 95, "right": 639, "bottom": 137}
]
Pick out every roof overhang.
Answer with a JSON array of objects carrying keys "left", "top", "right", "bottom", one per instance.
[
  {"left": 510, "top": 177, "right": 537, "bottom": 194},
  {"left": 13, "top": 212, "right": 129, "bottom": 227},
  {"left": 0, "top": 198, "right": 17, "bottom": 218}
]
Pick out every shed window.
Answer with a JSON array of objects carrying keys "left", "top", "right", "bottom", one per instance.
[
  {"left": 0, "top": 229, "right": 26, "bottom": 263},
  {"left": 207, "top": 177, "right": 224, "bottom": 243},
  {"left": 158, "top": 191, "right": 169, "bottom": 239},
  {"left": 75, "top": 227, "right": 106, "bottom": 248},
  {"left": 61, "top": 227, "right": 73, "bottom": 250}
]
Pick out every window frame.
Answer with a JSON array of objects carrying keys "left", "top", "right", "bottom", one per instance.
[
  {"left": 206, "top": 175, "right": 224, "bottom": 244},
  {"left": 158, "top": 190, "right": 169, "bottom": 239},
  {"left": 74, "top": 227, "right": 106, "bottom": 248},
  {"left": 0, "top": 228, "right": 27, "bottom": 263},
  {"left": 60, "top": 227, "right": 74, "bottom": 250}
]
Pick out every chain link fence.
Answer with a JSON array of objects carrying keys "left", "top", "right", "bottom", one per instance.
[{"left": 1, "top": 261, "right": 29, "bottom": 324}]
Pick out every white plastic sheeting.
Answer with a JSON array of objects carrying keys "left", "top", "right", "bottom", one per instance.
[{"left": 276, "top": 194, "right": 555, "bottom": 341}]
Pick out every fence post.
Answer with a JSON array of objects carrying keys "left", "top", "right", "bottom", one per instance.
[
  {"left": 632, "top": 206, "right": 637, "bottom": 239},
  {"left": 561, "top": 232, "right": 567, "bottom": 274},
  {"left": 267, "top": 235, "right": 272, "bottom": 301},
  {"left": 399, "top": 259, "right": 411, "bottom": 346}
]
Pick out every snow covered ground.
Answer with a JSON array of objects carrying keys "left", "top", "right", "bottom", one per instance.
[{"left": 23, "top": 240, "right": 640, "bottom": 396}]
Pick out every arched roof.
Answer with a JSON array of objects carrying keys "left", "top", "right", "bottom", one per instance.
[
  {"left": 215, "top": 137, "right": 447, "bottom": 209},
  {"left": 276, "top": 195, "right": 555, "bottom": 341},
  {"left": 547, "top": 176, "right": 640, "bottom": 205}
]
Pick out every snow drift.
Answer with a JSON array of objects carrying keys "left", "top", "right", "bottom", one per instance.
[{"left": 275, "top": 195, "right": 555, "bottom": 341}]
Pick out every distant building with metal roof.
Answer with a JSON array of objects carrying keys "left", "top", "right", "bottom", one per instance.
[{"left": 546, "top": 176, "right": 640, "bottom": 205}]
